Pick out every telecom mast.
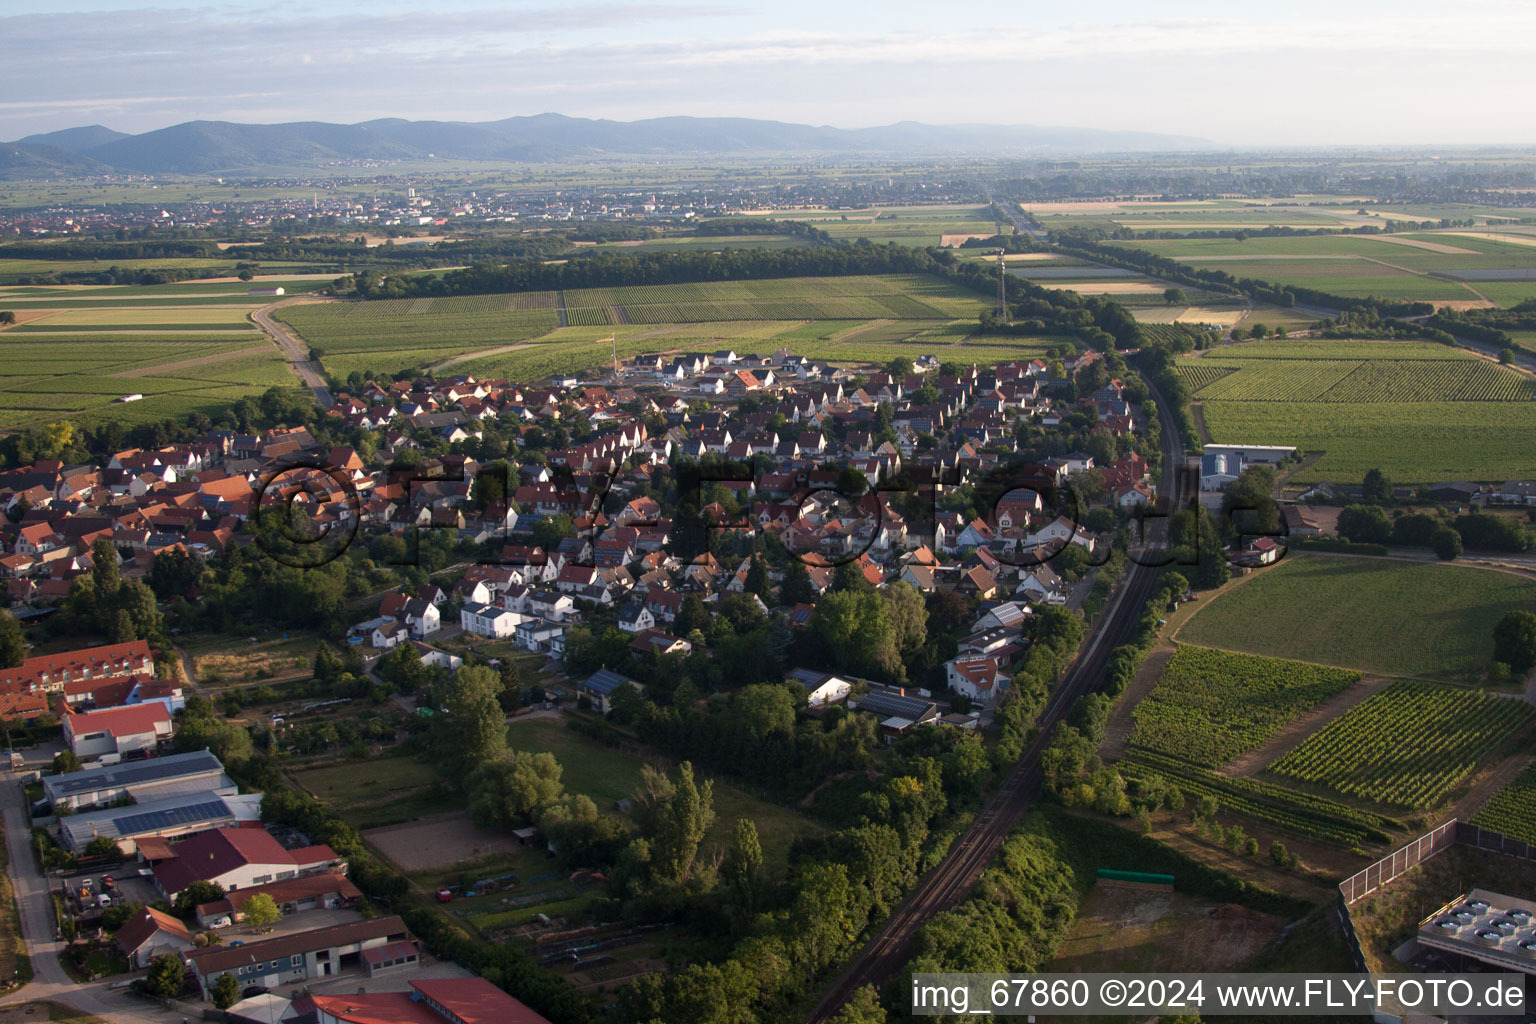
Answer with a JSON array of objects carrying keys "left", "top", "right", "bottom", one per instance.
[{"left": 996, "top": 248, "right": 1008, "bottom": 324}]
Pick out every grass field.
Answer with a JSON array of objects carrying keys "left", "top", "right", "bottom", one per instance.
[
  {"left": 292, "top": 754, "right": 449, "bottom": 830},
  {"left": 1177, "top": 556, "right": 1536, "bottom": 683},
  {"left": 507, "top": 717, "right": 823, "bottom": 866},
  {"left": 1129, "top": 646, "right": 1360, "bottom": 768},
  {"left": 1266, "top": 681, "right": 1535, "bottom": 808}
]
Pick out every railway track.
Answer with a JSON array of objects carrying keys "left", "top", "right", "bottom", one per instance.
[{"left": 803, "top": 380, "right": 1187, "bottom": 1022}]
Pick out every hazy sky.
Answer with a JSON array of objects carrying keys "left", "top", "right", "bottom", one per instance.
[{"left": 6, "top": 0, "right": 1536, "bottom": 146}]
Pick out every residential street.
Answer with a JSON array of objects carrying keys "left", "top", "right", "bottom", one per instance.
[{"left": 1, "top": 772, "right": 187, "bottom": 1023}]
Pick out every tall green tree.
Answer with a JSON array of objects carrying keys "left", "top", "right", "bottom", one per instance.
[
  {"left": 440, "top": 664, "right": 508, "bottom": 775},
  {"left": 146, "top": 953, "right": 185, "bottom": 998},
  {"left": 0, "top": 609, "right": 24, "bottom": 668},
  {"left": 1493, "top": 610, "right": 1536, "bottom": 675},
  {"left": 1362, "top": 467, "right": 1393, "bottom": 505},
  {"left": 779, "top": 559, "right": 816, "bottom": 606},
  {"left": 212, "top": 972, "right": 241, "bottom": 1010},
  {"left": 633, "top": 761, "right": 714, "bottom": 885},
  {"left": 467, "top": 752, "right": 564, "bottom": 828},
  {"left": 721, "top": 818, "right": 763, "bottom": 914},
  {"left": 813, "top": 590, "right": 902, "bottom": 682},
  {"left": 744, "top": 555, "right": 771, "bottom": 601}
]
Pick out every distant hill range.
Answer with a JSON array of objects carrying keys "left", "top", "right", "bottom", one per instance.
[{"left": 5, "top": 114, "right": 1210, "bottom": 177}]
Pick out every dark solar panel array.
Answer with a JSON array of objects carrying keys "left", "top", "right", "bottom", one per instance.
[
  {"left": 48, "top": 750, "right": 220, "bottom": 796},
  {"left": 113, "top": 799, "right": 230, "bottom": 836},
  {"left": 855, "top": 691, "right": 934, "bottom": 719}
]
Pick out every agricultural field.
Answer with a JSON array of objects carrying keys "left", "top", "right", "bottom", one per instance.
[
  {"left": 743, "top": 204, "right": 1003, "bottom": 247},
  {"left": 1470, "top": 764, "right": 1536, "bottom": 843},
  {"left": 0, "top": 335, "right": 292, "bottom": 430},
  {"left": 281, "top": 273, "right": 999, "bottom": 379},
  {"left": 1176, "top": 556, "right": 1536, "bottom": 683},
  {"left": 1179, "top": 337, "right": 1536, "bottom": 482},
  {"left": 1198, "top": 400, "right": 1536, "bottom": 483},
  {"left": 1266, "top": 681, "right": 1535, "bottom": 808},
  {"left": 1109, "top": 231, "right": 1536, "bottom": 307},
  {"left": 1118, "top": 750, "right": 1400, "bottom": 848},
  {"left": 1128, "top": 646, "right": 1360, "bottom": 768}
]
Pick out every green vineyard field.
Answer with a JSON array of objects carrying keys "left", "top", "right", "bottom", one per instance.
[
  {"left": 1129, "top": 646, "right": 1359, "bottom": 768},
  {"left": 1470, "top": 764, "right": 1536, "bottom": 844},
  {"left": 1119, "top": 751, "right": 1401, "bottom": 847},
  {"left": 1268, "top": 681, "right": 1536, "bottom": 808}
]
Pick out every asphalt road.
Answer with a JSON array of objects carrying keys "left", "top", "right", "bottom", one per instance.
[
  {"left": 802, "top": 381, "right": 1187, "bottom": 1022},
  {"left": 251, "top": 298, "right": 336, "bottom": 409},
  {"left": 1, "top": 771, "right": 186, "bottom": 1023}
]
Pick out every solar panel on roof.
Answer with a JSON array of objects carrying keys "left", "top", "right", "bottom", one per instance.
[
  {"left": 46, "top": 750, "right": 222, "bottom": 797},
  {"left": 856, "top": 691, "right": 933, "bottom": 719},
  {"left": 112, "top": 799, "right": 230, "bottom": 836}
]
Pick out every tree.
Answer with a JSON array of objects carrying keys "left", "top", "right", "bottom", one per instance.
[
  {"left": 0, "top": 609, "right": 24, "bottom": 668},
  {"left": 467, "top": 752, "right": 564, "bottom": 828},
  {"left": 1163, "top": 287, "right": 1188, "bottom": 306},
  {"left": 881, "top": 582, "right": 928, "bottom": 657},
  {"left": 84, "top": 835, "right": 121, "bottom": 859},
  {"left": 145, "top": 953, "right": 184, "bottom": 998},
  {"left": 632, "top": 761, "right": 714, "bottom": 885},
  {"left": 440, "top": 664, "right": 508, "bottom": 774},
  {"left": 1337, "top": 504, "right": 1392, "bottom": 545},
  {"left": 828, "top": 984, "right": 888, "bottom": 1023},
  {"left": 1431, "top": 525, "right": 1462, "bottom": 561},
  {"left": 779, "top": 558, "right": 816, "bottom": 606},
  {"left": 744, "top": 555, "right": 771, "bottom": 601},
  {"left": 0, "top": 311, "right": 15, "bottom": 325},
  {"left": 721, "top": 818, "right": 763, "bottom": 913},
  {"left": 173, "top": 880, "right": 225, "bottom": 918},
  {"left": 1500, "top": 347, "right": 1515, "bottom": 365},
  {"left": 52, "top": 750, "right": 82, "bottom": 774},
  {"left": 831, "top": 560, "right": 873, "bottom": 594},
  {"left": 813, "top": 589, "right": 902, "bottom": 682},
  {"left": 1362, "top": 468, "right": 1393, "bottom": 505},
  {"left": 531, "top": 513, "right": 574, "bottom": 552},
  {"left": 885, "top": 356, "right": 914, "bottom": 379},
  {"left": 1493, "top": 610, "right": 1536, "bottom": 675},
  {"left": 212, "top": 971, "right": 241, "bottom": 1010},
  {"left": 239, "top": 892, "right": 281, "bottom": 932}
]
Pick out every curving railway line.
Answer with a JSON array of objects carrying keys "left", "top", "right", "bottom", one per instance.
[{"left": 804, "top": 379, "right": 1189, "bottom": 1022}]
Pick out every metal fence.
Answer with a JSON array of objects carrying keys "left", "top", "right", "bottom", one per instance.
[
  {"left": 1455, "top": 821, "right": 1536, "bottom": 863},
  {"left": 1337, "top": 819, "right": 1460, "bottom": 905}
]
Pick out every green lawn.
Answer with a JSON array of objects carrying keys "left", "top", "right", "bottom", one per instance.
[
  {"left": 292, "top": 754, "right": 452, "bottom": 829},
  {"left": 1177, "top": 555, "right": 1536, "bottom": 682},
  {"left": 508, "top": 718, "right": 823, "bottom": 865}
]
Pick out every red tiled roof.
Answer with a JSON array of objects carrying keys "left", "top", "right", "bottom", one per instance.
[
  {"left": 114, "top": 905, "right": 192, "bottom": 956},
  {"left": 152, "top": 827, "right": 337, "bottom": 894},
  {"left": 66, "top": 702, "right": 169, "bottom": 740}
]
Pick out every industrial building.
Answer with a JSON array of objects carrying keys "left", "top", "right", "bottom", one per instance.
[
  {"left": 57, "top": 790, "right": 263, "bottom": 854},
  {"left": 1416, "top": 888, "right": 1536, "bottom": 975},
  {"left": 42, "top": 750, "right": 232, "bottom": 814}
]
